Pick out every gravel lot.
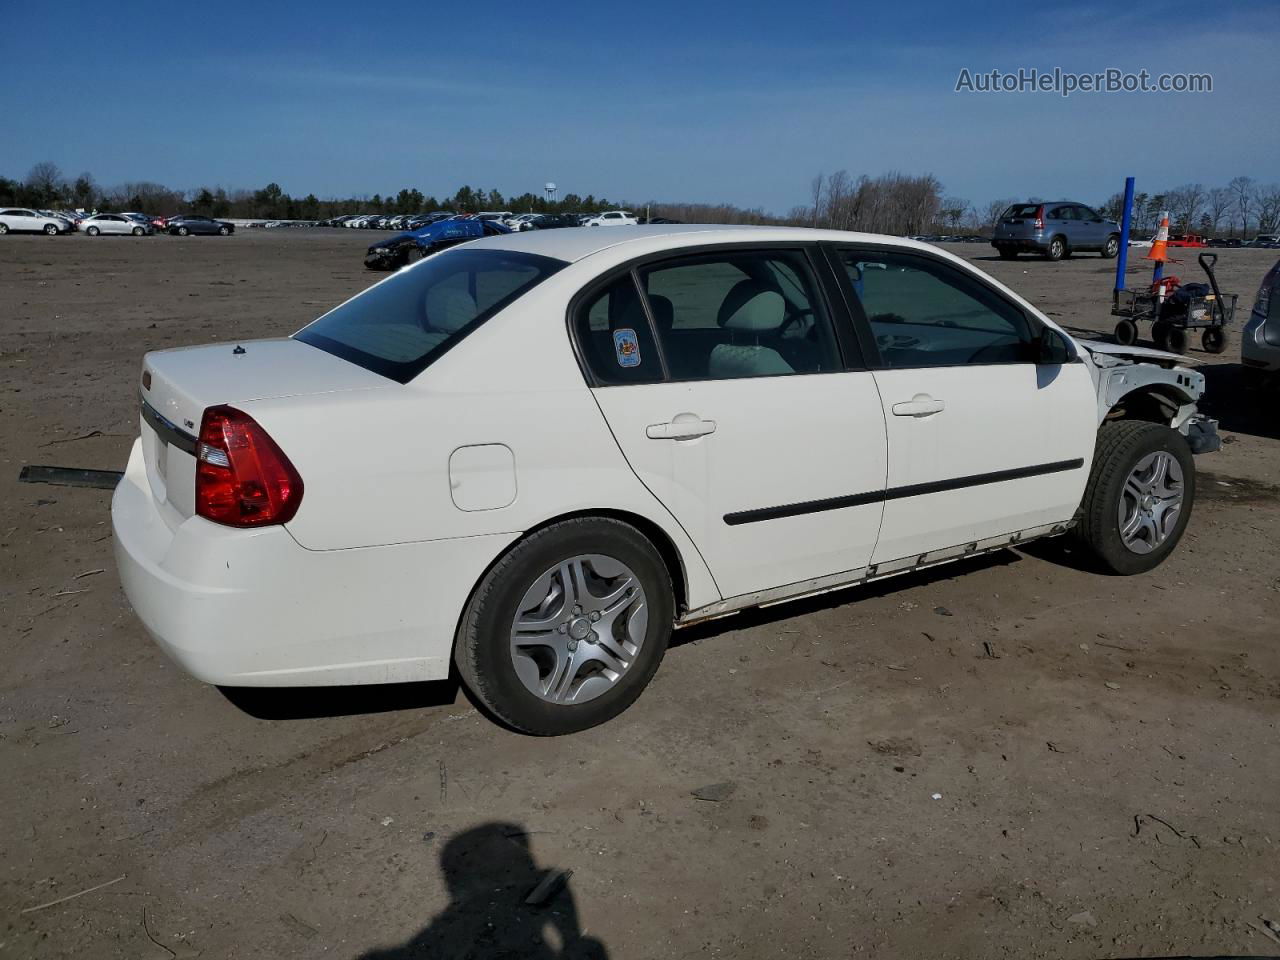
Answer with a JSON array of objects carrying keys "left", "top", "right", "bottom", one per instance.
[{"left": 2, "top": 229, "right": 1278, "bottom": 959}]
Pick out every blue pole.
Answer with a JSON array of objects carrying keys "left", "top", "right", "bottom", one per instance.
[{"left": 1113, "top": 176, "right": 1135, "bottom": 307}]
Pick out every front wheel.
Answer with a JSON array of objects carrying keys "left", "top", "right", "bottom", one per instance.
[
  {"left": 1102, "top": 235, "right": 1120, "bottom": 258},
  {"left": 1074, "top": 421, "right": 1195, "bottom": 575},
  {"left": 44, "top": 223, "right": 58, "bottom": 235},
  {"left": 132, "top": 226, "right": 144, "bottom": 236},
  {"left": 0, "top": 223, "right": 8, "bottom": 234},
  {"left": 1201, "top": 326, "right": 1228, "bottom": 354},
  {"left": 177, "top": 226, "right": 190, "bottom": 236},
  {"left": 218, "top": 225, "right": 230, "bottom": 236},
  {"left": 455, "top": 517, "right": 674, "bottom": 735}
]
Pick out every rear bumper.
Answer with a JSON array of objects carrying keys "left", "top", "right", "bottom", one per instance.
[{"left": 111, "top": 439, "right": 517, "bottom": 687}]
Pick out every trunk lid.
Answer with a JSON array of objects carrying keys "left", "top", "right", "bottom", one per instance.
[{"left": 138, "top": 338, "right": 393, "bottom": 525}]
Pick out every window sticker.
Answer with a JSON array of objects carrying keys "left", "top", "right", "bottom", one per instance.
[{"left": 613, "top": 328, "right": 642, "bottom": 367}]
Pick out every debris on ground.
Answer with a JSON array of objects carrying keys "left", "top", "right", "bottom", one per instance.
[
  {"left": 691, "top": 782, "right": 737, "bottom": 802},
  {"left": 18, "top": 466, "right": 123, "bottom": 489},
  {"left": 525, "top": 868, "right": 573, "bottom": 907},
  {"left": 933, "top": 606, "right": 954, "bottom": 617},
  {"left": 1066, "top": 910, "right": 1097, "bottom": 928}
]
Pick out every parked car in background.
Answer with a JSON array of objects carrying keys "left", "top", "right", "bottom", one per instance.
[
  {"left": 1168, "top": 234, "right": 1207, "bottom": 248},
  {"left": 167, "top": 215, "right": 234, "bottom": 236},
  {"left": 523, "top": 214, "right": 581, "bottom": 231},
  {"left": 114, "top": 224, "right": 1217, "bottom": 735},
  {"left": 475, "top": 211, "right": 514, "bottom": 224},
  {"left": 1250, "top": 235, "right": 1280, "bottom": 248},
  {"left": 992, "top": 202, "right": 1120, "bottom": 260},
  {"left": 363, "top": 216, "right": 513, "bottom": 270},
  {"left": 583, "top": 210, "right": 638, "bottom": 227},
  {"left": 1242, "top": 258, "right": 1280, "bottom": 389},
  {"left": 507, "top": 213, "right": 540, "bottom": 231},
  {"left": 0, "top": 208, "right": 71, "bottom": 235},
  {"left": 83, "top": 213, "right": 153, "bottom": 236}
]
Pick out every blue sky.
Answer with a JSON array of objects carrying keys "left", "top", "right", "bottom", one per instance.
[{"left": 2, "top": 1, "right": 1276, "bottom": 212}]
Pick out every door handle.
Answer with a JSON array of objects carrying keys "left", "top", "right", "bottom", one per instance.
[
  {"left": 891, "top": 395, "right": 945, "bottom": 417},
  {"left": 646, "top": 415, "right": 717, "bottom": 440}
]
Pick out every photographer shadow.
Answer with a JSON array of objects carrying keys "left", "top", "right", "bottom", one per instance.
[{"left": 357, "top": 822, "right": 607, "bottom": 960}]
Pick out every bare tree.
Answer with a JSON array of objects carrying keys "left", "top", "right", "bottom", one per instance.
[
  {"left": 809, "top": 173, "right": 825, "bottom": 228},
  {"left": 1205, "top": 187, "right": 1232, "bottom": 235},
  {"left": 1168, "top": 183, "right": 1205, "bottom": 232},
  {"left": 24, "top": 161, "right": 64, "bottom": 206},
  {"left": 1258, "top": 184, "right": 1280, "bottom": 234},
  {"left": 1229, "top": 176, "right": 1256, "bottom": 237},
  {"left": 940, "top": 196, "right": 968, "bottom": 230},
  {"left": 984, "top": 198, "right": 1013, "bottom": 227}
]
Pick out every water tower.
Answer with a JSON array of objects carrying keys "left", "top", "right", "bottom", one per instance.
[{"left": 544, "top": 182, "right": 557, "bottom": 204}]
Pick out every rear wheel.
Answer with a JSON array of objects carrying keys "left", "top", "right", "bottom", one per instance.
[
  {"left": 1045, "top": 236, "right": 1066, "bottom": 261},
  {"left": 455, "top": 517, "right": 674, "bottom": 735},
  {"left": 86, "top": 226, "right": 100, "bottom": 236},
  {"left": 996, "top": 246, "right": 1018, "bottom": 260},
  {"left": 1102, "top": 234, "right": 1120, "bottom": 258},
  {"left": 1152, "top": 320, "right": 1171, "bottom": 351},
  {"left": 1114, "top": 318, "right": 1138, "bottom": 345},
  {"left": 44, "top": 223, "right": 58, "bottom": 235},
  {"left": 1074, "top": 421, "right": 1195, "bottom": 575},
  {"left": 1201, "top": 326, "right": 1228, "bottom": 354},
  {"left": 1167, "top": 326, "right": 1189, "bottom": 354}
]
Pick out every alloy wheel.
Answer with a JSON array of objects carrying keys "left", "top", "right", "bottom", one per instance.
[{"left": 1117, "top": 451, "right": 1183, "bottom": 554}]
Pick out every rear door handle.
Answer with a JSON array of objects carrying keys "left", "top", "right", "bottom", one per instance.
[
  {"left": 891, "top": 395, "right": 945, "bottom": 418},
  {"left": 646, "top": 415, "right": 717, "bottom": 440}
]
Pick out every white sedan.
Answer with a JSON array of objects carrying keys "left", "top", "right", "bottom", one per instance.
[
  {"left": 112, "top": 226, "right": 1217, "bottom": 734},
  {"left": 0, "top": 207, "right": 70, "bottom": 235},
  {"left": 83, "top": 213, "right": 152, "bottom": 236}
]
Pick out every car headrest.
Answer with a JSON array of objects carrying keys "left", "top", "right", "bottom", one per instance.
[
  {"left": 425, "top": 286, "right": 477, "bottom": 333},
  {"left": 648, "top": 295, "right": 674, "bottom": 334},
  {"left": 721, "top": 289, "right": 785, "bottom": 332}
]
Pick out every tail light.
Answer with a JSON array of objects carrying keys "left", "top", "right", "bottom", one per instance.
[
  {"left": 1033, "top": 205, "right": 1045, "bottom": 230},
  {"left": 195, "top": 405, "right": 303, "bottom": 527}
]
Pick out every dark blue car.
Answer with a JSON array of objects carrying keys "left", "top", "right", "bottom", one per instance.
[{"left": 364, "top": 218, "right": 512, "bottom": 270}]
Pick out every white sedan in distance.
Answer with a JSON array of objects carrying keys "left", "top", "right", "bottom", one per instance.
[
  {"left": 0, "top": 207, "right": 70, "bottom": 234},
  {"left": 113, "top": 225, "right": 1218, "bottom": 734},
  {"left": 83, "top": 213, "right": 153, "bottom": 236}
]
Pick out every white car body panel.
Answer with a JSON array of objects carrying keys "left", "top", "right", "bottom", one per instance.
[
  {"left": 113, "top": 225, "right": 1210, "bottom": 688},
  {"left": 0, "top": 207, "right": 66, "bottom": 233},
  {"left": 84, "top": 213, "right": 145, "bottom": 235}
]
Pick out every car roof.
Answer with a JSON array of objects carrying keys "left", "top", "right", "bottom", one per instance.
[{"left": 464, "top": 223, "right": 954, "bottom": 263}]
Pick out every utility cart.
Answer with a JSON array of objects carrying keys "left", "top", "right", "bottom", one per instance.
[{"left": 1112, "top": 252, "right": 1238, "bottom": 354}]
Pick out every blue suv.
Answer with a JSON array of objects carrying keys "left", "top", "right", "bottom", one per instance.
[{"left": 992, "top": 202, "right": 1120, "bottom": 261}]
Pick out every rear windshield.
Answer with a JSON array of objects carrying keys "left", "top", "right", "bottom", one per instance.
[
  {"left": 1003, "top": 204, "right": 1041, "bottom": 219},
  {"left": 295, "top": 248, "right": 566, "bottom": 383}
]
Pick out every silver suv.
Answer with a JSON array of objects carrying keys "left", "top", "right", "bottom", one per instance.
[
  {"left": 1242, "top": 258, "right": 1280, "bottom": 387},
  {"left": 993, "top": 201, "right": 1120, "bottom": 261}
]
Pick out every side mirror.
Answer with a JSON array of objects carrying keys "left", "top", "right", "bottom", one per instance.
[{"left": 1036, "top": 328, "right": 1073, "bottom": 365}]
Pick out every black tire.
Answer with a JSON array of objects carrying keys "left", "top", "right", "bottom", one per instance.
[
  {"left": 1074, "top": 421, "right": 1195, "bottom": 575},
  {"left": 996, "top": 246, "right": 1018, "bottom": 260},
  {"left": 132, "top": 226, "right": 144, "bottom": 236},
  {"left": 0, "top": 223, "right": 8, "bottom": 235},
  {"left": 177, "top": 226, "right": 189, "bottom": 236},
  {"left": 218, "top": 225, "right": 230, "bottom": 236},
  {"left": 44, "top": 223, "right": 58, "bottom": 236},
  {"left": 86, "top": 226, "right": 100, "bottom": 236},
  {"left": 1044, "top": 236, "right": 1066, "bottom": 261},
  {"left": 1151, "top": 320, "right": 1171, "bottom": 351},
  {"left": 1113, "top": 319, "right": 1138, "bottom": 346},
  {"left": 1201, "top": 326, "right": 1228, "bottom": 354},
  {"left": 1167, "top": 326, "right": 1188, "bottom": 354},
  {"left": 454, "top": 517, "right": 674, "bottom": 735},
  {"left": 1101, "top": 234, "right": 1120, "bottom": 258}
]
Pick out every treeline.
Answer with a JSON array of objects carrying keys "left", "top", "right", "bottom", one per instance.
[
  {"left": 0, "top": 162, "right": 624, "bottom": 220},
  {"left": 6, "top": 160, "right": 1277, "bottom": 237}
]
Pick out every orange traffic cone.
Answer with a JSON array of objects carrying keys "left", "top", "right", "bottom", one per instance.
[{"left": 1145, "top": 212, "right": 1170, "bottom": 262}]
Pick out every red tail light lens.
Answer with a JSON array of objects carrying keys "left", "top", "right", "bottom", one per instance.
[
  {"left": 1033, "top": 205, "right": 1045, "bottom": 230},
  {"left": 195, "top": 405, "right": 303, "bottom": 527}
]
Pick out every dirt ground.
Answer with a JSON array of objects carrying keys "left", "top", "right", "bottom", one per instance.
[{"left": 2, "top": 229, "right": 1278, "bottom": 960}]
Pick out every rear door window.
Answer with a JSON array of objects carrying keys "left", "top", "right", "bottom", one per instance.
[
  {"left": 296, "top": 248, "right": 566, "bottom": 383},
  {"left": 1003, "top": 204, "right": 1040, "bottom": 220}
]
